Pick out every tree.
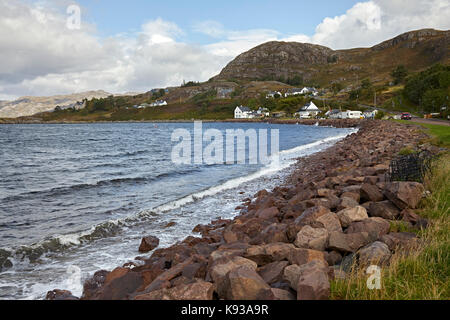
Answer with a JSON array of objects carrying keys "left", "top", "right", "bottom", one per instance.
[
  {"left": 361, "top": 78, "right": 372, "bottom": 89},
  {"left": 287, "top": 74, "right": 303, "bottom": 86},
  {"left": 422, "top": 89, "right": 447, "bottom": 113},
  {"left": 391, "top": 65, "right": 408, "bottom": 84},
  {"left": 349, "top": 89, "right": 361, "bottom": 101}
]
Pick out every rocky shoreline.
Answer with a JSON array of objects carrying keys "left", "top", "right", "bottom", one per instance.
[{"left": 47, "top": 119, "right": 435, "bottom": 300}]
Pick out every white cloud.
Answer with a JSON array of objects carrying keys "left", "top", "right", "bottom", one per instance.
[
  {"left": 192, "top": 20, "right": 226, "bottom": 38},
  {"left": 310, "top": 0, "right": 450, "bottom": 49},
  {"left": 1, "top": 0, "right": 449, "bottom": 100},
  {"left": 0, "top": 1, "right": 227, "bottom": 99}
]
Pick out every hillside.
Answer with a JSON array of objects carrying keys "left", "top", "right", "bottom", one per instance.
[
  {"left": 0, "top": 90, "right": 112, "bottom": 118},
  {"left": 214, "top": 29, "right": 450, "bottom": 87}
]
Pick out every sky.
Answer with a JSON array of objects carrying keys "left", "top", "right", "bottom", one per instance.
[{"left": 0, "top": 0, "right": 449, "bottom": 100}]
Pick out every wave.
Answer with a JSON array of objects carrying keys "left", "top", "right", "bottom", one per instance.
[
  {"left": 141, "top": 130, "right": 357, "bottom": 216},
  {"left": 0, "top": 168, "right": 203, "bottom": 202}
]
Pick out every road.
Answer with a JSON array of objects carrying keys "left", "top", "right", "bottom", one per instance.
[{"left": 409, "top": 117, "right": 450, "bottom": 126}]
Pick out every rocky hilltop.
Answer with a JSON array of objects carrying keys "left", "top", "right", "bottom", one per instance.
[
  {"left": 0, "top": 90, "right": 112, "bottom": 118},
  {"left": 214, "top": 29, "right": 450, "bottom": 85},
  {"left": 213, "top": 42, "right": 334, "bottom": 82}
]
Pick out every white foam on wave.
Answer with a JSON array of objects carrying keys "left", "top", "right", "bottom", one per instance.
[{"left": 147, "top": 129, "right": 357, "bottom": 215}]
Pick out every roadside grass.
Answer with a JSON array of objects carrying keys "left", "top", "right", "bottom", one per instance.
[
  {"left": 331, "top": 152, "right": 449, "bottom": 300},
  {"left": 395, "top": 120, "right": 450, "bottom": 148}
]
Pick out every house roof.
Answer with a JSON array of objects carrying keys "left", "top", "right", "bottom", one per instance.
[
  {"left": 299, "top": 101, "right": 320, "bottom": 112},
  {"left": 236, "top": 106, "right": 251, "bottom": 112}
]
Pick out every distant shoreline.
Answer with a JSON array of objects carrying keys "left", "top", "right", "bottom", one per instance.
[{"left": 0, "top": 118, "right": 362, "bottom": 128}]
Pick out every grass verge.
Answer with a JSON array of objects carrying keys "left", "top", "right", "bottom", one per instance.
[{"left": 395, "top": 120, "right": 450, "bottom": 148}]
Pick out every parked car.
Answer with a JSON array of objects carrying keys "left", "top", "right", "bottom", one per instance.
[{"left": 401, "top": 112, "right": 412, "bottom": 120}]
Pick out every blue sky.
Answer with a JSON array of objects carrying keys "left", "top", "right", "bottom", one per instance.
[
  {"left": 75, "top": 0, "right": 360, "bottom": 43},
  {"left": 0, "top": 0, "right": 449, "bottom": 100}
]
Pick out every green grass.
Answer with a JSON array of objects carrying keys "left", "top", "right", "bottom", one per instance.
[
  {"left": 395, "top": 120, "right": 450, "bottom": 148},
  {"left": 331, "top": 153, "right": 450, "bottom": 300}
]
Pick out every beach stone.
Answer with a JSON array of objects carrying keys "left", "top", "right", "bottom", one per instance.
[
  {"left": 82, "top": 270, "right": 109, "bottom": 299},
  {"left": 253, "top": 223, "right": 289, "bottom": 244},
  {"left": 288, "top": 189, "right": 316, "bottom": 206},
  {"left": 181, "top": 262, "right": 207, "bottom": 280},
  {"left": 297, "top": 265, "right": 330, "bottom": 300},
  {"left": 294, "top": 226, "right": 329, "bottom": 251},
  {"left": 46, "top": 289, "right": 79, "bottom": 300},
  {"left": 381, "top": 232, "right": 418, "bottom": 251},
  {"left": 336, "top": 206, "right": 369, "bottom": 227},
  {"left": 358, "top": 241, "right": 392, "bottom": 266},
  {"left": 346, "top": 217, "right": 390, "bottom": 242},
  {"left": 368, "top": 201, "right": 400, "bottom": 220},
  {"left": 95, "top": 270, "right": 144, "bottom": 300},
  {"left": 244, "top": 243, "right": 294, "bottom": 265},
  {"left": 138, "top": 236, "right": 160, "bottom": 253},
  {"left": 316, "top": 212, "right": 343, "bottom": 233},
  {"left": 209, "top": 256, "right": 257, "bottom": 297},
  {"left": 341, "top": 192, "right": 360, "bottom": 203},
  {"left": 325, "top": 251, "right": 342, "bottom": 266},
  {"left": 337, "top": 197, "right": 359, "bottom": 211},
  {"left": 144, "top": 258, "right": 195, "bottom": 293},
  {"left": 363, "top": 176, "right": 379, "bottom": 185},
  {"left": 288, "top": 248, "right": 326, "bottom": 266},
  {"left": 360, "top": 184, "right": 384, "bottom": 202},
  {"left": 270, "top": 288, "right": 296, "bottom": 300},
  {"left": 258, "top": 261, "right": 289, "bottom": 284},
  {"left": 134, "top": 280, "right": 214, "bottom": 300},
  {"left": 317, "top": 188, "right": 335, "bottom": 198},
  {"left": 384, "top": 182, "right": 424, "bottom": 209},
  {"left": 283, "top": 260, "right": 330, "bottom": 299},
  {"left": 256, "top": 207, "right": 279, "bottom": 220},
  {"left": 327, "top": 232, "right": 370, "bottom": 253},
  {"left": 222, "top": 266, "right": 274, "bottom": 300},
  {"left": 295, "top": 206, "right": 331, "bottom": 226},
  {"left": 342, "top": 185, "right": 362, "bottom": 194}
]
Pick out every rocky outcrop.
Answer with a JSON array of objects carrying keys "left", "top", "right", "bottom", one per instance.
[{"left": 213, "top": 29, "right": 450, "bottom": 84}]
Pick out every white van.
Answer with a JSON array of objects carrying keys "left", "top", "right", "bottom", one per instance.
[{"left": 346, "top": 111, "right": 363, "bottom": 119}]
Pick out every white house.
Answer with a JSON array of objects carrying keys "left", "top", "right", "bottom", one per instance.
[
  {"left": 298, "top": 87, "right": 319, "bottom": 96},
  {"left": 295, "top": 101, "right": 321, "bottom": 119},
  {"left": 284, "top": 88, "right": 303, "bottom": 97},
  {"left": 150, "top": 100, "right": 168, "bottom": 107},
  {"left": 266, "top": 91, "right": 282, "bottom": 99},
  {"left": 234, "top": 106, "right": 255, "bottom": 119}
]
